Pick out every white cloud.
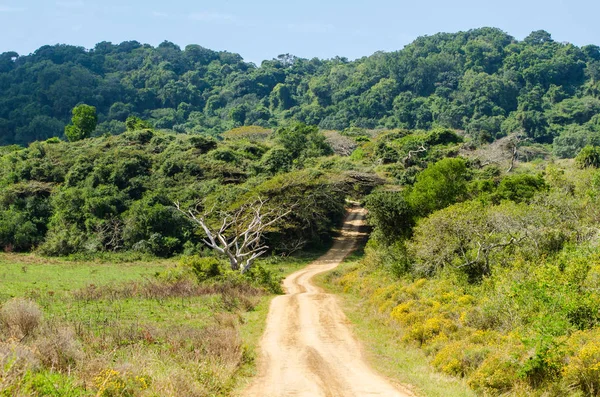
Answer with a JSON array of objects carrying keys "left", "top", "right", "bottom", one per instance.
[
  {"left": 189, "top": 11, "right": 236, "bottom": 23},
  {"left": 152, "top": 11, "right": 169, "bottom": 18},
  {"left": 0, "top": 5, "right": 26, "bottom": 12}
]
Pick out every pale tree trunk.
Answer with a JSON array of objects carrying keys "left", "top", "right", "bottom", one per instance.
[{"left": 175, "top": 198, "right": 291, "bottom": 273}]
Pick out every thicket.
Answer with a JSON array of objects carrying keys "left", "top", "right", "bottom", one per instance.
[
  {"left": 0, "top": 122, "right": 358, "bottom": 257},
  {"left": 331, "top": 142, "right": 600, "bottom": 395},
  {"left": 1, "top": 28, "right": 600, "bottom": 153}
]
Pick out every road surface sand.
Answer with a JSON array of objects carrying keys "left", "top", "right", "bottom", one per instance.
[{"left": 243, "top": 206, "right": 413, "bottom": 397}]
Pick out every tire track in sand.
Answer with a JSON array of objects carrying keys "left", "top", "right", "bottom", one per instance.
[{"left": 243, "top": 206, "right": 413, "bottom": 397}]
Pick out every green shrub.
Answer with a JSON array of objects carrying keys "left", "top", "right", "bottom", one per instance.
[
  {"left": 518, "top": 336, "right": 563, "bottom": 387},
  {"left": 188, "top": 135, "right": 217, "bottom": 152},
  {"left": 21, "top": 370, "right": 86, "bottom": 396},
  {"left": 123, "top": 128, "right": 154, "bottom": 144},
  {"left": 493, "top": 173, "right": 546, "bottom": 203},
  {"left": 408, "top": 157, "right": 469, "bottom": 216},
  {"left": 364, "top": 190, "right": 415, "bottom": 243},
  {"left": 182, "top": 256, "right": 224, "bottom": 282},
  {"left": 426, "top": 128, "right": 463, "bottom": 146},
  {"left": 125, "top": 116, "right": 152, "bottom": 132},
  {"left": 576, "top": 145, "right": 600, "bottom": 169},
  {"left": 245, "top": 265, "right": 283, "bottom": 294}
]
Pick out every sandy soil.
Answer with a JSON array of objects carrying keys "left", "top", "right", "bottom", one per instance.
[{"left": 243, "top": 206, "right": 413, "bottom": 397}]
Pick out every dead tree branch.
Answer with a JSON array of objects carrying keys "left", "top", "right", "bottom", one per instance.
[{"left": 175, "top": 198, "right": 292, "bottom": 273}]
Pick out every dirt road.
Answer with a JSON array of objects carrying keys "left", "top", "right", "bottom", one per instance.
[{"left": 243, "top": 206, "right": 412, "bottom": 397}]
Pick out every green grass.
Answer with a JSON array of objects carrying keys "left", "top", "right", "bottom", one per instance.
[
  {"left": 0, "top": 253, "right": 171, "bottom": 299},
  {"left": 318, "top": 255, "right": 476, "bottom": 397},
  {"left": 0, "top": 251, "right": 322, "bottom": 396}
]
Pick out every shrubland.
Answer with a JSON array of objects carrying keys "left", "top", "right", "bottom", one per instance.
[
  {"left": 328, "top": 136, "right": 600, "bottom": 395},
  {"left": 2, "top": 25, "right": 600, "bottom": 396},
  {"left": 0, "top": 123, "right": 358, "bottom": 257}
]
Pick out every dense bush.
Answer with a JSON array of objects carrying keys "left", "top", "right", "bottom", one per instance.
[
  {"left": 1, "top": 28, "right": 599, "bottom": 146},
  {"left": 0, "top": 123, "right": 344, "bottom": 256},
  {"left": 492, "top": 173, "right": 546, "bottom": 203},
  {"left": 364, "top": 190, "right": 414, "bottom": 242},
  {"left": 576, "top": 145, "right": 600, "bottom": 169},
  {"left": 408, "top": 157, "right": 469, "bottom": 216}
]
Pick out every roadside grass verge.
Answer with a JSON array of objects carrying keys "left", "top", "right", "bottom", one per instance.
[{"left": 317, "top": 251, "right": 476, "bottom": 397}]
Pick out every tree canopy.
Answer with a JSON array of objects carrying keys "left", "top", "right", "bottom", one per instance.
[{"left": 1, "top": 29, "right": 599, "bottom": 148}]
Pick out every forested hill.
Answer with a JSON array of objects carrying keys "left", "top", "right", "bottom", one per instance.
[{"left": 2, "top": 27, "right": 600, "bottom": 147}]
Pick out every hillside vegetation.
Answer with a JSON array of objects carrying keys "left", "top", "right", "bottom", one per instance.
[
  {"left": 1, "top": 28, "right": 600, "bottom": 151},
  {"left": 3, "top": 27, "right": 600, "bottom": 396},
  {"left": 0, "top": 124, "right": 357, "bottom": 256}
]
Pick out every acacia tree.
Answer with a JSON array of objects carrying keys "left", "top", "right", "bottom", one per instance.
[{"left": 175, "top": 198, "right": 291, "bottom": 273}]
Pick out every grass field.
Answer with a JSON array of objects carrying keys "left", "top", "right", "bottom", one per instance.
[{"left": 0, "top": 252, "right": 318, "bottom": 396}]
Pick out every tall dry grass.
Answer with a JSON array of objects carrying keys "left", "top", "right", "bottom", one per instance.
[
  {"left": 0, "top": 277, "right": 260, "bottom": 396},
  {"left": 0, "top": 298, "right": 43, "bottom": 340}
]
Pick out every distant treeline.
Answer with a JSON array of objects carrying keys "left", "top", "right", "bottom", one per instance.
[{"left": 1, "top": 28, "right": 600, "bottom": 148}]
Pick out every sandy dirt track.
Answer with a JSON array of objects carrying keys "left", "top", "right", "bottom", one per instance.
[{"left": 242, "top": 206, "right": 412, "bottom": 397}]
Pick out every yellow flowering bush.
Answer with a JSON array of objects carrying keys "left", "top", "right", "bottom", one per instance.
[
  {"left": 563, "top": 338, "right": 600, "bottom": 395},
  {"left": 432, "top": 340, "right": 491, "bottom": 377},
  {"left": 468, "top": 349, "right": 523, "bottom": 395},
  {"left": 93, "top": 368, "right": 150, "bottom": 397}
]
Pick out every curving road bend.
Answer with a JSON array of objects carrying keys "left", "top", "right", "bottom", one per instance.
[{"left": 243, "top": 206, "right": 413, "bottom": 397}]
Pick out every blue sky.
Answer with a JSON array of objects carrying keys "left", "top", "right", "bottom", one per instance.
[{"left": 0, "top": 0, "right": 598, "bottom": 64}]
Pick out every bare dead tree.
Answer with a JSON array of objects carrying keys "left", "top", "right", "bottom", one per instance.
[
  {"left": 94, "top": 218, "right": 124, "bottom": 252},
  {"left": 402, "top": 145, "right": 427, "bottom": 167},
  {"left": 504, "top": 133, "right": 531, "bottom": 173},
  {"left": 323, "top": 131, "right": 358, "bottom": 156},
  {"left": 278, "top": 238, "right": 308, "bottom": 257},
  {"left": 175, "top": 198, "right": 292, "bottom": 273}
]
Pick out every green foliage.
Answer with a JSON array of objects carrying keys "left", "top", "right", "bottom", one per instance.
[
  {"left": 553, "top": 126, "right": 600, "bottom": 158},
  {"left": 408, "top": 157, "right": 469, "bottom": 216},
  {"left": 64, "top": 104, "right": 97, "bottom": 142},
  {"left": 0, "top": 125, "right": 347, "bottom": 256},
  {"left": 1, "top": 29, "right": 598, "bottom": 145},
  {"left": 274, "top": 123, "right": 333, "bottom": 166},
  {"left": 426, "top": 128, "right": 463, "bottom": 146},
  {"left": 123, "top": 194, "right": 191, "bottom": 257},
  {"left": 244, "top": 265, "right": 284, "bottom": 294},
  {"left": 0, "top": 209, "right": 39, "bottom": 251},
  {"left": 182, "top": 256, "right": 224, "bottom": 282},
  {"left": 260, "top": 146, "right": 293, "bottom": 174},
  {"left": 364, "top": 190, "right": 414, "bottom": 243},
  {"left": 125, "top": 116, "right": 152, "bottom": 132},
  {"left": 20, "top": 371, "right": 87, "bottom": 396},
  {"left": 493, "top": 173, "right": 546, "bottom": 203},
  {"left": 180, "top": 256, "right": 282, "bottom": 293},
  {"left": 248, "top": 169, "right": 346, "bottom": 249},
  {"left": 576, "top": 145, "right": 600, "bottom": 168}
]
